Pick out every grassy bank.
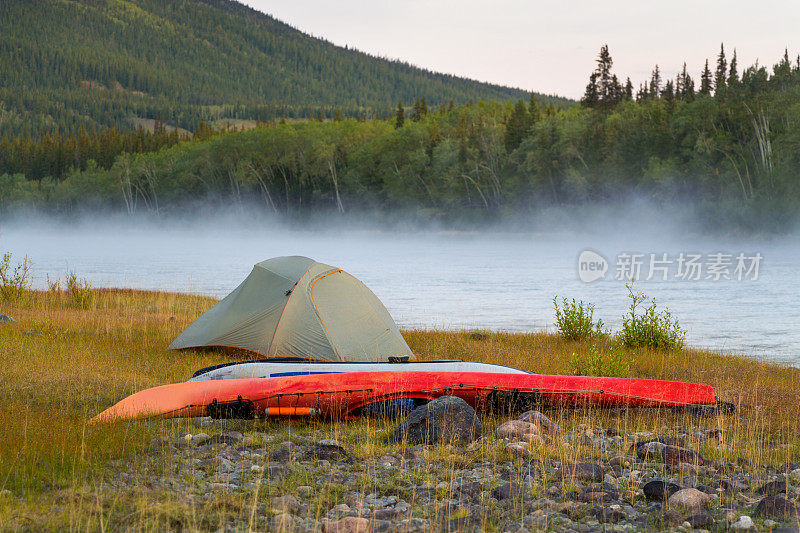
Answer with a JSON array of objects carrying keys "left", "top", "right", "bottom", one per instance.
[{"left": 1, "top": 289, "right": 799, "bottom": 530}]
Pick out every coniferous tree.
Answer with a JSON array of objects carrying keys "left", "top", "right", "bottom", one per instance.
[
  {"left": 504, "top": 99, "right": 530, "bottom": 152},
  {"left": 650, "top": 65, "right": 662, "bottom": 98},
  {"left": 727, "top": 49, "right": 739, "bottom": 86},
  {"left": 714, "top": 44, "right": 727, "bottom": 94},
  {"left": 700, "top": 59, "right": 713, "bottom": 95},
  {"left": 394, "top": 101, "right": 405, "bottom": 128},
  {"left": 528, "top": 93, "right": 541, "bottom": 122},
  {"left": 581, "top": 72, "right": 600, "bottom": 108},
  {"left": 624, "top": 77, "right": 634, "bottom": 100},
  {"left": 662, "top": 79, "right": 675, "bottom": 106}
]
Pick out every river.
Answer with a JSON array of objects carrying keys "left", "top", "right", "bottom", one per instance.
[{"left": 2, "top": 219, "right": 797, "bottom": 364}]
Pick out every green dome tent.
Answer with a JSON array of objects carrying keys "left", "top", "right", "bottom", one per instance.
[{"left": 169, "top": 256, "right": 413, "bottom": 362}]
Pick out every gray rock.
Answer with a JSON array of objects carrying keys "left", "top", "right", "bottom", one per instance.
[
  {"left": 756, "top": 479, "right": 788, "bottom": 495},
  {"left": 271, "top": 495, "right": 304, "bottom": 514},
  {"left": 755, "top": 495, "right": 799, "bottom": 519},
  {"left": 731, "top": 515, "right": 753, "bottom": 530},
  {"left": 643, "top": 480, "right": 681, "bottom": 502},
  {"left": 393, "top": 396, "right": 481, "bottom": 445},
  {"left": 667, "top": 488, "right": 710, "bottom": 511},
  {"left": 492, "top": 482, "right": 524, "bottom": 501},
  {"left": 661, "top": 509, "right": 685, "bottom": 527},
  {"left": 24, "top": 329, "right": 42, "bottom": 336},
  {"left": 517, "top": 410, "right": 562, "bottom": 435},
  {"left": 308, "top": 439, "right": 349, "bottom": 460},
  {"left": 562, "top": 462, "right": 605, "bottom": 482},
  {"left": 0, "top": 315, "right": 14, "bottom": 324},
  {"left": 685, "top": 513, "right": 714, "bottom": 528},
  {"left": 391, "top": 518, "right": 430, "bottom": 533},
  {"left": 269, "top": 447, "right": 292, "bottom": 462}
]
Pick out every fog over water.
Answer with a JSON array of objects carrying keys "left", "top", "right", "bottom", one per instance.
[{"left": 2, "top": 213, "right": 798, "bottom": 365}]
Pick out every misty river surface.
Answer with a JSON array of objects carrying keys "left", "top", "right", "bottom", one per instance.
[{"left": 2, "top": 221, "right": 798, "bottom": 365}]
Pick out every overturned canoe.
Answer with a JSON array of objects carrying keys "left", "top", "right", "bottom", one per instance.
[
  {"left": 188, "top": 359, "right": 531, "bottom": 381},
  {"left": 91, "top": 371, "right": 719, "bottom": 422}
]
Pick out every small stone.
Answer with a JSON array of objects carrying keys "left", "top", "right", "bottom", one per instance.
[
  {"left": 674, "top": 462, "right": 699, "bottom": 475},
  {"left": 517, "top": 410, "right": 562, "bottom": 435},
  {"left": 322, "top": 516, "right": 371, "bottom": 533},
  {"left": 208, "top": 432, "right": 242, "bottom": 446},
  {"left": 609, "top": 455, "right": 636, "bottom": 468},
  {"left": 644, "top": 479, "right": 682, "bottom": 502},
  {"left": 192, "top": 433, "right": 210, "bottom": 445},
  {"left": 685, "top": 513, "right": 714, "bottom": 528},
  {"left": 563, "top": 462, "right": 605, "bottom": 483},
  {"left": 271, "top": 495, "right": 303, "bottom": 514},
  {"left": 270, "top": 447, "right": 292, "bottom": 462},
  {"left": 493, "top": 481, "right": 524, "bottom": 501},
  {"left": 378, "top": 454, "right": 399, "bottom": 467},
  {"left": 309, "top": 439, "right": 349, "bottom": 460},
  {"left": 667, "top": 488, "right": 710, "bottom": 511},
  {"left": 662, "top": 509, "right": 684, "bottom": 527},
  {"left": 756, "top": 479, "right": 787, "bottom": 495},
  {"left": 270, "top": 513, "right": 297, "bottom": 530},
  {"left": 505, "top": 442, "right": 532, "bottom": 458},
  {"left": 496, "top": 420, "right": 542, "bottom": 441},
  {"left": 755, "top": 495, "right": 799, "bottom": 519},
  {"left": 24, "top": 329, "right": 42, "bottom": 336},
  {"left": 731, "top": 516, "right": 753, "bottom": 530},
  {"left": 0, "top": 314, "right": 14, "bottom": 324}
]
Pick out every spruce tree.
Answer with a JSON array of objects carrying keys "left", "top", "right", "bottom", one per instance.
[
  {"left": 528, "top": 93, "right": 541, "bottom": 122},
  {"left": 650, "top": 65, "right": 662, "bottom": 98},
  {"left": 504, "top": 99, "right": 529, "bottom": 152},
  {"left": 624, "top": 77, "right": 634, "bottom": 100},
  {"left": 581, "top": 72, "right": 600, "bottom": 108},
  {"left": 700, "top": 59, "right": 713, "bottom": 95},
  {"left": 394, "top": 101, "right": 405, "bottom": 128},
  {"left": 714, "top": 43, "right": 727, "bottom": 94},
  {"left": 727, "top": 49, "right": 739, "bottom": 86}
]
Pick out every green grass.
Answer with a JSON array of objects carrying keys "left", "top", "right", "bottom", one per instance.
[{"left": 0, "top": 289, "right": 799, "bottom": 529}]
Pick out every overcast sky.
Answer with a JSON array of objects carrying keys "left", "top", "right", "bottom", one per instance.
[{"left": 240, "top": 0, "right": 799, "bottom": 99}]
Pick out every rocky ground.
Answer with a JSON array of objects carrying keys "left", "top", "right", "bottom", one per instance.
[{"left": 96, "top": 397, "right": 800, "bottom": 532}]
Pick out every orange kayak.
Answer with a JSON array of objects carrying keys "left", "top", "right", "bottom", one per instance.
[{"left": 91, "top": 371, "right": 719, "bottom": 422}]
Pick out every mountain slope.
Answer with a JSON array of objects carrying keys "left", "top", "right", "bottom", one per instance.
[{"left": 0, "top": 0, "right": 549, "bottom": 135}]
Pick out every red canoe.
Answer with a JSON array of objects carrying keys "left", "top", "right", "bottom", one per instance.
[{"left": 91, "top": 371, "right": 718, "bottom": 422}]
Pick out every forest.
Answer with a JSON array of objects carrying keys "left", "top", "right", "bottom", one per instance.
[
  {"left": 0, "top": 0, "right": 543, "bottom": 137},
  {"left": 1, "top": 0, "right": 800, "bottom": 234}
]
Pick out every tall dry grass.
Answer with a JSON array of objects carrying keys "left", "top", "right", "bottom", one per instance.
[{"left": 0, "top": 290, "right": 798, "bottom": 529}]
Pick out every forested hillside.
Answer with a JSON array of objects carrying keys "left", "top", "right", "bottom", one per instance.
[{"left": 0, "top": 0, "right": 544, "bottom": 137}]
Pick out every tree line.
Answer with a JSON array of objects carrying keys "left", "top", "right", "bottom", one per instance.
[{"left": 2, "top": 45, "right": 800, "bottom": 233}]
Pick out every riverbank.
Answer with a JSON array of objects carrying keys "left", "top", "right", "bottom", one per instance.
[{"left": 1, "top": 289, "right": 799, "bottom": 531}]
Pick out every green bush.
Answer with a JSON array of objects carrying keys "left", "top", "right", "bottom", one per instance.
[
  {"left": 572, "top": 344, "right": 631, "bottom": 377},
  {"left": 618, "top": 281, "right": 685, "bottom": 350},
  {"left": 66, "top": 272, "right": 93, "bottom": 308},
  {"left": 0, "top": 252, "right": 32, "bottom": 302},
  {"left": 553, "top": 296, "right": 607, "bottom": 340}
]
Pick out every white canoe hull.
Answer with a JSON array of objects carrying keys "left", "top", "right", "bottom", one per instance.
[{"left": 188, "top": 360, "right": 530, "bottom": 382}]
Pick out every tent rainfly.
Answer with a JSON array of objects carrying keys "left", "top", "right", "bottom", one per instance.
[{"left": 169, "top": 256, "right": 413, "bottom": 362}]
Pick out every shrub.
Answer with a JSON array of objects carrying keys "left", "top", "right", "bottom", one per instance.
[
  {"left": 618, "top": 281, "right": 685, "bottom": 350},
  {"left": 66, "top": 272, "right": 93, "bottom": 308},
  {"left": 0, "top": 252, "right": 33, "bottom": 301},
  {"left": 553, "top": 296, "right": 606, "bottom": 340},
  {"left": 571, "top": 343, "right": 631, "bottom": 377}
]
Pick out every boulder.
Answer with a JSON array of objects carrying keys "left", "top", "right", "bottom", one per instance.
[
  {"left": 394, "top": 396, "right": 481, "bottom": 445},
  {"left": 0, "top": 315, "right": 14, "bottom": 325},
  {"left": 731, "top": 516, "right": 754, "bottom": 530},
  {"left": 308, "top": 439, "right": 350, "bottom": 460},
  {"left": 685, "top": 513, "right": 714, "bottom": 528}
]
